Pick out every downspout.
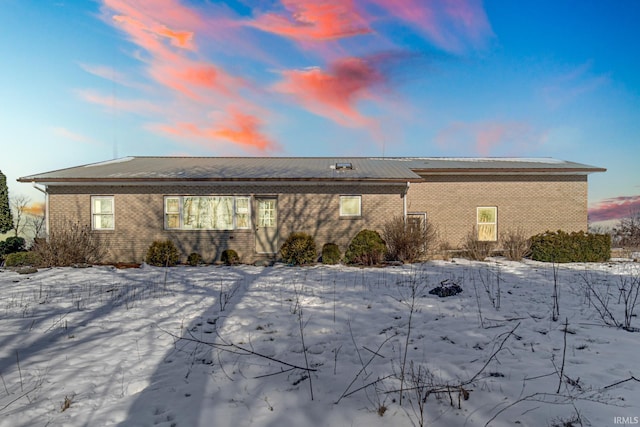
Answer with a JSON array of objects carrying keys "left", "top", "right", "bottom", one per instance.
[
  {"left": 31, "top": 182, "right": 49, "bottom": 238},
  {"left": 403, "top": 182, "right": 410, "bottom": 222}
]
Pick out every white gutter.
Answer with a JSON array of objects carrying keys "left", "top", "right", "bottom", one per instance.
[{"left": 32, "top": 182, "right": 49, "bottom": 238}]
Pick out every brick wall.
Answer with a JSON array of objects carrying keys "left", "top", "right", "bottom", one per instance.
[
  {"left": 406, "top": 174, "right": 589, "bottom": 248},
  {"left": 45, "top": 175, "right": 590, "bottom": 263},
  {"left": 47, "top": 183, "right": 406, "bottom": 263}
]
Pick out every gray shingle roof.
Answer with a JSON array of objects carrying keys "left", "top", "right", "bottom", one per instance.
[{"left": 18, "top": 156, "right": 605, "bottom": 184}]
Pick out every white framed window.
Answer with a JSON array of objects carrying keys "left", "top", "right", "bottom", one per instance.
[
  {"left": 477, "top": 207, "right": 497, "bottom": 241},
  {"left": 340, "top": 195, "right": 361, "bottom": 217},
  {"left": 407, "top": 212, "right": 427, "bottom": 232},
  {"left": 257, "top": 198, "right": 276, "bottom": 227},
  {"left": 91, "top": 196, "right": 114, "bottom": 230},
  {"left": 235, "top": 197, "right": 251, "bottom": 229},
  {"left": 164, "top": 196, "right": 251, "bottom": 230},
  {"left": 165, "top": 197, "right": 181, "bottom": 229}
]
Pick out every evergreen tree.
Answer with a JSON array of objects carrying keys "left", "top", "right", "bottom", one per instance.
[{"left": 0, "top": 170, "right": 14, "bottom": 234}]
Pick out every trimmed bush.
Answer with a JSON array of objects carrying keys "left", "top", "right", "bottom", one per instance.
[
  {"left": 4, "top": 251, "right": 42, "bottom": 267},
  {"left": 383, "top": 216, "right": 437, "bottom": 263},
  {"left": 146, "top": 240, "right": 180, "bottom": 267},
  {"left": 530, "top": 230, "right": 611, "bottom": 263},
  {"left": 221, "top": 249, "right": 240, "bottom": 265},
  {"left": 187, "top": 252, "right": 204, "bottom": 266},
  {"left": 321, "top": 243, "right": 341, "bottom": 265},
  {"left": 344, "top": 229, "right": 386, "bottom": 266},
  {"left": 280, "top": 232, "right": 317, "bottom": 265}
]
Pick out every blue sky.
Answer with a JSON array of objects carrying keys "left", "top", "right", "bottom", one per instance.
[{"left": 1, "top": 0, "right": 639, "bottom": 223}]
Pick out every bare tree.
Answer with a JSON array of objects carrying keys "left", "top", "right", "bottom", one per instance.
[
  {"left": 26, "top": 211, "right": 46, "bottom": 240},
  {"left": 10, "top": 195, "right": 31, "bottom": 237},
  {"left": 613, "top": 209, "right": 640, "bottom": 250}
]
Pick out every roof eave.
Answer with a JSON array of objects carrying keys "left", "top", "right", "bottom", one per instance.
[
  {"left": 412, "top": 167, "right": 607, "bottom": 175},
  {"left": 18, "top": 177, "right": 422, "bottom": 185}
]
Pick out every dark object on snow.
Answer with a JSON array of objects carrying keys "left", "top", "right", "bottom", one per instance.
[{"left": 429, "top": 279, "right": 463, "bottom": 297}]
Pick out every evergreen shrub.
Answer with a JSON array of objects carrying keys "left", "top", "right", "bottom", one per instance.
[
  {"left": 187, "top": 252, "right": 204, "bottom": 266},
  {"left": 344, "top": 229, "right": 387, "bottom": 265},
  {"left": 530, "top": 230, "right": 611, "bottom": 263},
  {"left": 146, "top": 240, "right": 180, "bottom": 266},
  {"left": 221, "top": 249, "right": 240, "bottom": 265},
  {"left": 0, "top": 236, "right": 26, "bottom": 259},
  {"left": 321, "top": 243, "right": 341, "bottom": 265},
  {"left": 4, "top": 251, "right": 41, "bottom": 267},
  {"left": 280, "top": 232, "right": 317, "bottom": 265}
]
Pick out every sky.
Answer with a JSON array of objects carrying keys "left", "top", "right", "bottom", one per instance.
[{"left": 0, "top": 0, "right": 639, "bottom": 225}]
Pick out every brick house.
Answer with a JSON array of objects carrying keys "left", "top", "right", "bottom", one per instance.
[{"left": 18, "top": 157, "right": 605, "bottom": 263}]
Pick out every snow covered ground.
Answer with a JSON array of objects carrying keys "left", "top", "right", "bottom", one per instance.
[{"left": 0, "top": 259, "right": 639, "bottom": 427}]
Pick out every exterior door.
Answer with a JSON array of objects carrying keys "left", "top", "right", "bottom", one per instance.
[{"left": 255, "top": 198, "right": 278, "bottom": 254}]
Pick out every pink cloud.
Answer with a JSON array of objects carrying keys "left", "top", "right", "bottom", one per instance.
[
  {"left": 435, "top": 121, "right": 544, "bottom": 156},
  {"left": 589, "top": 195, "right": 640, "bottom": 222},
  {"left": 103, "top": 0, "right": 202, "bottom": 49},
  {"left": 156, "top": 108, "right": 280, "bottom": 153},
  {"left": 93, "top": 0, "right": 280, "bottom": 154},
  {"left": 274, "top": 56, "right": 384, "bottom": 126},
  {"left": 104, "top": 2, "right": 245, "bottom": 100},
  {"left": 249, "top": 0, "right": 372, "bottom": 41}
]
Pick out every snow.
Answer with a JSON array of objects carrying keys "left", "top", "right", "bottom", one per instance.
[{"left": 1, "top": 259, "right": 639, "bottom": 426}]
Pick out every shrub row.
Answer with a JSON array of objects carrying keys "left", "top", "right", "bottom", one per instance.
[
  {"left": 277, "top": 230, "right": 388, "bottom": 266},
  {"left": 530, "top": 230, "right": 611, "bottom": 263},
  {"left": 280, "top": 216, "right": 440, "bottom": 266},
  {"left": 145, "top": 240, "right": 240, "bottom": 266}
]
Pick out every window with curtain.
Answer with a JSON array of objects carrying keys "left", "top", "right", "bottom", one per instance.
[
  {"left": 477, "top": 207, "right": 497, "bottom": 241},
  {"left": 165, "top": 196, "right": 251, "bottom": 230}
]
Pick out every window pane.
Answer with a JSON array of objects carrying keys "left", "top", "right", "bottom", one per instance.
[
  {"left": 98, "top": 215, "right": 114, "bottom": 229},
  {"left": 235, "top": 197, "right": 250, "bottom": 229},
  {"left": 258, "top": 200, "right": 276, "bottom": 227},
  {"left": 214, "top": 197, "right": 234, "bottom": 229},
  {"left": 94, "top": 198, "right": 113, "bottom": 214},
  {"left": 478, "top": 224, "right": 496, "bottom": 241},
  {"left": 166, "top": 198, "right": 180, "bottom": 213},
  {"left": 166, "top": 214, "right": 180, "bottom": 229},
  {"left": 478, "top": 207, "right": 496, "bottom": 224},
  {"left": 236, "top": 197, "right": 249, "bottom": 214},
  {"left": 340, "top": 196, "right": 361, "bottom": 216}
]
